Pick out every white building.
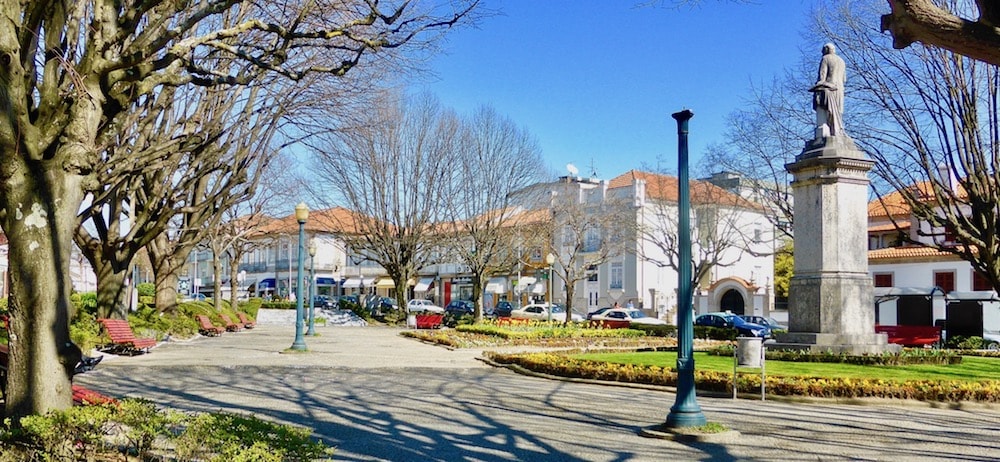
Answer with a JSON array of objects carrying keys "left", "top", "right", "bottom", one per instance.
[{"left": 867, "top": 182, "right": 1000, "bottom": 341}]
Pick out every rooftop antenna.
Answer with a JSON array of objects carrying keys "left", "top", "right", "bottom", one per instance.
[{"left": 588, "top": 159, "right": 598, "bottom": 178}]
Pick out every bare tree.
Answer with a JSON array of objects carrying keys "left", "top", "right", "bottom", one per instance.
[
  {"left": 310, "top": 92, "right": 458, "bottom": 307},
  {"left": 880, "top": 0, "right": 1000, "bottom": 66},
  {"left": 818, "top": 0, "right": 1000, "bottom": 294},
  {"left": 544, "top": 179, "right": 636, "bottom": 323},
  {"left": 442, "top": 106, "right": 547, "bottom": 320},
  {"left": 0, "top": 0, "right": 478, "bottom": 420}
]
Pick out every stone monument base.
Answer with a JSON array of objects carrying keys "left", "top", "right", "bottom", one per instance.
[{"left": 769, "top": 332, "right": 901, "bottom": 355}]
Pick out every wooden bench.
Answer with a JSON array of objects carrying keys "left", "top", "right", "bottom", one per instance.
[
  {"left": 237, "top": 312, "right": 256, "bottom": 329},
  {"left": 97, "top": 318, "right": 157, "bottom": 355},
  {"left": 219, "top": 313, "right": 243, "bottom": 332},
  {"left": 72, "top": 384, "right": 117, "bottom": 406},
  {"left": 195, "top": 315, "right": 225, "bottom": 336}
]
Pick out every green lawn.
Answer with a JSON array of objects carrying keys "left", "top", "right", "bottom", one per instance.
[{"left": 572, "top": 351, "right": 1000, "bottom": 382}]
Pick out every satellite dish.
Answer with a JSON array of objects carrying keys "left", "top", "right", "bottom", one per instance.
[{"left": 566, "top": 163, "right": 579, "bottom": 176}]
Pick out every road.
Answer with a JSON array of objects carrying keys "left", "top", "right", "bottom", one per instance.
[{"left": 75, "top": 325, "right": 1000, "bottom": 461}]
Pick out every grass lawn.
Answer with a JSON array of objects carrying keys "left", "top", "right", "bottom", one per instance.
[{"left": 572, "top": 351, "right": 1000, "bottom": 382}]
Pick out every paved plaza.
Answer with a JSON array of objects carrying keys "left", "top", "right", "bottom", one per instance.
[{"left": 75, "top": 324, "right": 1000, "bottom": 461}]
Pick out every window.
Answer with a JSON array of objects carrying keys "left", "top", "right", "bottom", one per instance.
[
  {"left": 973, "top": 271, "right": 992, "bottom": 291},
  {"left": 584, "top": 228, "right": 600, "bottom": 252},
  {"left": 610, "top": 261, "right": 623, "bottom": 290},
  {"left": 873, "top": 273, "right": 893, "bottom": 288},
  {"left": 934, "top": 271, "right": 956, "bottom": 293}
]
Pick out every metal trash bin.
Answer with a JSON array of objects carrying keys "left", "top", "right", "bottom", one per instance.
[
  {"left": 733, "top": 336, "right": 766, "bottom": 400},
  {"left": 736, "top": 336, "right": 763, "bottom": 367}
]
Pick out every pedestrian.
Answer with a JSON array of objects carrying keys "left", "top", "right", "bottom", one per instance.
[{"left": 626, "top": 300, "right": 634, "bottom": 309}]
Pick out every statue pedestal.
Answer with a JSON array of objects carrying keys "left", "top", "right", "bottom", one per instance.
[{"left": 770, "top": 136, "right": 900, "bottom": 355}]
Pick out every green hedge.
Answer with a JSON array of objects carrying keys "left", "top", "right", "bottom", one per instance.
[
  {"left": 486, "top": 352, "right": 1000, "bottom": 402},
  {"left": 707, "top": 344, "right": 962, "bottom": 365}
]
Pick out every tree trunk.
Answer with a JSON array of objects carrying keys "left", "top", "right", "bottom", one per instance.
[
  {"left": 229, "top": 259, "right": 240, "bottom": 312},
  {"left": 2, "top": 166, "right": 84, "bottom": 421},
  {"left": 564, "top": 279, "right": 576, "bottom": 324},
  {"left": 154, "top": 271, "right": 180, "bottom": 314},
  {"left": 212, "top": 252, "right": 223, "bottom": 307},
  {"left": 471, "top": 272, "right": 485, "bottom": 321},
  {"left": 92, "top": 257, "right": 130, "bottom": 319}
]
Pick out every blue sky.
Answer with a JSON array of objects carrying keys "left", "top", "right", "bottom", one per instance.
[{"left": 418, "top": 0, "right": 817, "bottom": 179}]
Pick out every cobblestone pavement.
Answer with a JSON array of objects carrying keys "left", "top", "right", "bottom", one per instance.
[{"left": 75, "top": 324, "right": 1000, "bottom": 461}]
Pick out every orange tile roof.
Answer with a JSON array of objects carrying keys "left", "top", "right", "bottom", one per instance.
[
  {"left": 868, "top": 180, "right": 967, "bottom": 219},
  {"left": 607, "top": 170, "right": 761, "bottom": 209},
  {"left": 868, "top": 222, "right": 910, "bottom": 233},
  {"left": 868, "top": 246, "right": 955, "bottom": 261},
  {"left": 258, "top": 207, "right": 366, "bottom": 235}
]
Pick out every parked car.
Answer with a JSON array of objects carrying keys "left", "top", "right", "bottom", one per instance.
[
  {"left": 695, "top": 312, "right": 772, "bottom": 338},
  {"left": 406, "top": 299, "right": 444, "bottom": 313},
  {"left": 591, "top": 308, "right": 667, "bottom": 325},
  {"left": 313, "top": 295, "right": 337, "bottom": 309},
  {"left": 586, "top": 307, "right": 613, "bottom": 320},
  {"left": 337, "top": 294, "right": 359, "bottom": 308},
  {"left": 510, "top": 303, "right": 585, "bottom": 322},
  {"left": 740, "top": 315, "right": 787, "bottom": 331},
  {"left": 367, "top": 296, "right": 399, "bottom": 316},
  {"left": 444, "top": 300, "right": 475, "bottom": 316},
  {"left": 493, "top": 301, "right": 515, "bottom": 318},
  {"left": 443, "top": 300, "right": 476, "bottom": 327}
]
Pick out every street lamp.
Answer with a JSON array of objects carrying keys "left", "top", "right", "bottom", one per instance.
[
  {"left": 307, "top": 238, "right": 317, "bottom": 336},
  {"left": 665, "top": 109, "right": 706, "bottom": 427},
  {"left": 290, "top": 202, "right": 309, "bottom": 351},
  {"left": 546, "top": 253, "right": 555, "bottom": 322}
]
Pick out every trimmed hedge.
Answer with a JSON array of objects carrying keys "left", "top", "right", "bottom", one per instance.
[
  {"left": 486, "top": 352, "right": 1000, "bottom": 402},
  {"left": 706, "top": 344, "right": 963, "bottom": 365}
]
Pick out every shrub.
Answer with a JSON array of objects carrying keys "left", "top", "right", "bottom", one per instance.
[
  {"left": 485, "top": 352, "right": 1000, "bottom": 402},
  {"left": 261, "top": 301, "right": 296, "bottom": 310},
  {"left": 137, "top": 282, "right": 156, "bottom": 297},
  {"left": 239, "top": 298, "right": 264, "bottom": 318},
  {"left": 630, "top": 324, "right": 677, "bottom": 338},
  {"left": 946, "top": 335, "right": 985, "bottom": 350},
  {"left": 706, "top": 344, "right": 962, "bottom": 365},
  {"left": 69, "top": 311, "right": 105, "bottom": 352},
  {"left": 694, "top": 326, "right": 737, "bottom": 341},
  {"left": 0, "top": 400, "right": 333, "bottom": 461}
]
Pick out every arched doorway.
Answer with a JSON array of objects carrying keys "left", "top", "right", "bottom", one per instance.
[{"left": 720, "top": 289, "right": 745, "bottom": 315}]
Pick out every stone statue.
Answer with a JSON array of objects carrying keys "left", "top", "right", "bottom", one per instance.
[{"left": 810, "top": 43, "right": 846, "bottom": 138}]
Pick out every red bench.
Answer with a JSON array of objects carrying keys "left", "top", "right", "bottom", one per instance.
[
  {"left": 97, "top": 318, "right": 157, "bottom": 355},
  {"left": 415, "top": 313, "right": 444, "bottom": 329},
  {"left": 237, "top": 312, "right": 256, "bottom": 329},
  {"left": 875, "top": 325, "right": 942, "bottom": 347},
  {"left": 72, "top": 384, "right": 116, "bottom": 405},
  {"left": 195, "top": 315, "right": 225, "bottom": 336},
  {"left": 219, "top": 314, "right": 243, "bottom": 332}
]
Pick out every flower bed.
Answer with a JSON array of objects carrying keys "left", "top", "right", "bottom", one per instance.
[{"left": 485, "top": 351, "right": 1000, "bottom": 402}]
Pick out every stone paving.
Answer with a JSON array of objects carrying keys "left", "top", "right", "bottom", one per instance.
[{"left": 75, "top": 324, "right": 1000, "bottom": 461}]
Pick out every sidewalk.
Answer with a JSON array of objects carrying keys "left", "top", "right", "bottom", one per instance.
[{"left": 81, "top": 324, "right": 1000, "bottom": 461}]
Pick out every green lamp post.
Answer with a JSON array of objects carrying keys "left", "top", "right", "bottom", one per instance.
[
  {"left": 290, "top": 202, "right": 309, "bottom": 351},
  {"left": 307, "top": 238, "right": 317, "bottom": 336},
  {"left": 665, "top": 109, "right": 706, "bottom": 427}
]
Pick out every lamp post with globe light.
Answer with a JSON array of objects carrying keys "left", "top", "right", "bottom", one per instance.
[
  {"left": 290, "top": 202, "right": 309, "bottom": 351},
  {"left": 307, "top": 239, "right": 317, "bottom": 336}
]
